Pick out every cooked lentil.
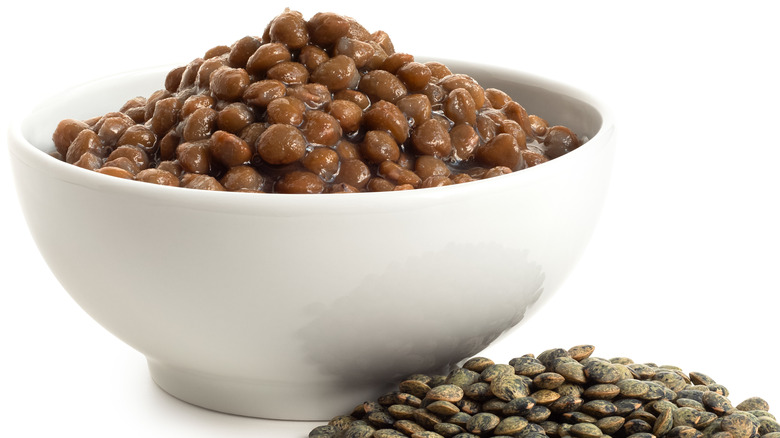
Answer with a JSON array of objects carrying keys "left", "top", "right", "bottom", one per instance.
[{"left": 52, "top": 9, "right": 585, "bottom": 193}]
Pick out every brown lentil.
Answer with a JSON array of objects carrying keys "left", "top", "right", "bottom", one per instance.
[
  {"left": 180, "top": 94, "right": 215, "bottom": 119},
  {"left": 246, "top": 42, "right": 291, "bottom": 76},
  {"left": 327, "top": 99, "right": 363, "bottom": 132},
  {"left": 299, "top": 44, "right": 330, "bottom": 73},
  {"left": 106, "top": 145, "right": 149, "bottom": 172},
  {"left": 275, "top": 170, "right": 325, "bottom": 194},
  {"left": 181, "top": 107, "right": 217, "bottom": 142},
  {"left": 73, "top": 151, "right": 102, "bottom": 170},
  {"left": 135, "top": 168, "right": 180, "bottom": 187},
  {"left": 176, "top": 140, "right": 211, "bottom": 174},
  {"left": 65, "top": 129, "right": 107, "bottom": 164},
  {"left": 219, "top": 165, "right": 263, "bottom": 192},
  {"left": 301, "top": 110, "right": 342, "bottom": 146},
  {"left": 96, "top": 166, "right": 134, "bottom": 179},
  {"left": 360, "top": 130, "right": 400, "bottom": 164},
  {"left": 243, "top": 79, "right": 287, "bottom": 108},
  {"left": 217, "top": 102, "right": 254, "bottom": 134},
  {"left": 228, "top": 36, "right": 262, "bottom": 69},
  {"left": 209, "top": 130, "right": 252, "bottom": 167},
  {"left": 116, "top": 124, "right": 157, "bottom": 155},
  {"left": 53, "top": 9, "right": 584, "bottom": 193},
  {"left": 266, "top": 96, "right": 306, "bottom": 126},
  {"left": 103, "top": 157, "right": 139, "bottom": 175},
  {"left": 256, "top": 123, "right": 307, "bottom": 165},
  {"left": 195, "top": 57, "right": 226, "bottom": 90},
  {"left": 287, "top": 83, "right": 332, "bottom": 109}
]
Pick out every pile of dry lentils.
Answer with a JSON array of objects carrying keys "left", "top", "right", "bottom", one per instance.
[
  {"left": 309, "top": 345, "right": 779, "bottom": 438},
  {"left": 51, "top": 9, "right": 582, "bottom": 193}
]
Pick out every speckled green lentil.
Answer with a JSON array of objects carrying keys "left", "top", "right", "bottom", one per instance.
[
  {"left": 759, "top": 417, "right": 780, "bottom": 435},
  {"left": 597, "top": 415, "right": 626, "bottom": 434},
  {"left": 627, "top": 432, "right": 656, "bottom": 438},
  {"left": 654, "top": 407, "right": 675, "bottom": 436},
  {"left": 414, "top": 408, "right": 442, "bottom": 430},
  {"left": 467, "top": 412, "right": 501, "bottom": 434},
  {"left": 388, "top": 404, "right": 416, "bottom": 420},
  {"left": 677, "top": 398, "right": 707, "bottom": 411},
  {"left": 343, "top": 424, "right": 375, "bottom": 438},
  {"left": 618, "top": 379, "right": 651, "bottom": 398},
  {"left": 511, "top": 357, "right": 547, "bottom": 377},
  {"left": 720, "top": 412, "right": 760, "bottom": 438},
  {"left": 614, "top": 398, "right": 643, "bottom": 416},
  {"left": 373, "top": 429, "right": 407, "bottom": 438},
  {"left": 703, "top": 391, "right": 735, "bottom": 415},
  {"left": 395, "top": 419, "right": 425, "bottom": 436},
  {"left": 427, "top": 400, "right": 460, "bottom": 416},
  {"left": 401, "top": 380, "right": 433, "bottom": 399},
  {"left": 537, "top": 349, "right": 572, "bottom": 368},
  {"left": 571, "top": 422, "right": 603, "bottom": 438},
  {"left": 491, "top": 374, "right": 530, "bottom": 401},
  {"left": 531, "top": 389, "right": 560, "bottom": 405},
  {"left": 464, "top": 382, "right": 492, "bottom": 401},
  {"left": 310, "top": 345, "right": 777, "bottom": 438},
  {"left": 411, "top": 431, "right": 444, "bottom": 438},
  {"left": 584, "top": 383, "right": 620, "bottom": 400},
  {"left": 533, "top": 372, "right": 566, "bottom": 390},
  {"left": 446, "top": 368, "right": 480, "bottom": 389},
  {"left": 433, "top": 421, "right": 464, "bottom": 437},
  {"left": 448, "top": 412, "right": 472, "bottom": 428},
  {"left": 526, "top": 405, "right": 551, "bottom": 422},
  {"left": 481, "top": 364, "right": 516, "bottom": 383},
  {"left": 627, "top": 408, "right": 657, "bottom": 424},
  {"left": 628, "top": 364, "right": 657, "bottom": 380},
  {"left": 427, "top": 385, "right": 465, "bottom": 403},
  {"left": 494, "top": 416, "right": 529, "bottom": 435},
  {"left": 666, "top": 425, "right": 702, "bottom": 438},
  {"left": 463, "top": 357, "right": 495, "bottom": 373},
  {"left": 624, "top": 418, "right": 653, "bottom": 434},
  {"left": 309, "top": 424, "right": 337, "bottom": 438},
  {"left": 564, "top": 411, "right": 598, "bottom": 424},
  {"left": 582, "top": 399, "right": 618, "bottom": 417},
  {"left": 482, "top": 398, "right": 508, "bottom": 415},
  {"left": 739, "top": 398, "right": 771, "bottom": 412},
  {"left": 555, "top": 360, "right": 588, "bottom": 384},
  {"left": 689, "top": 372, "right": 717, "bottom": 386}
]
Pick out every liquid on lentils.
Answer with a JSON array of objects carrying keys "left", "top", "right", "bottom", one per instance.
[
  {"left": 309, "top": 345, "right": 780, "bottom": 438},
  {"left": 51, "top": 9, "right": 585, "bottom": 194}
]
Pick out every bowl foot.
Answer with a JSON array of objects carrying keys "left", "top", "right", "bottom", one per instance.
[{"left": 147, "top": 359, "right": 392, "bottom": 420}]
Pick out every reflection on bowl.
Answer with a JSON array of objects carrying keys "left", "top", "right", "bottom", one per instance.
[{"left": 8, "top": 60, "right": 615, "bottom": 420}]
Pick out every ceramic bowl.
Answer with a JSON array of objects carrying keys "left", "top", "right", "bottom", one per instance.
[{"left": 8, "top": 60, "right": 615, "bottom": 420}]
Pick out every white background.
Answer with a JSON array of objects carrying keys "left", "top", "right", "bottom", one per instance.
[{"left": 1, "top": 1, "right": 778, "bottom": 437}]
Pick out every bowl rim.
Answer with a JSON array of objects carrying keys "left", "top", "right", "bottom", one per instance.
[{"left": 7, "top": 59, "right": 615, "bottom": 215}]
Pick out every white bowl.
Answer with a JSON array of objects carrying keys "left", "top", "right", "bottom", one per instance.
[{"left": 7, "top": 60, "right": 615, "bottom": 420}]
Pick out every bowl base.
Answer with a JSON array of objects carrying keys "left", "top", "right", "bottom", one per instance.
[{"left": 147, "top": 359, "right": 393, "bottom": 420}]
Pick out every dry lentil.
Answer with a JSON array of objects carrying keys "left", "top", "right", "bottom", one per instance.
[{"left": 310, "top": 345, "right": 777, "bottom": 438}]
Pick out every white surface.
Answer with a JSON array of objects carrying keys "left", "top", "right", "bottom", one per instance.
[{"left": 1, "top": 1, "right": 778, "bottom": 437}]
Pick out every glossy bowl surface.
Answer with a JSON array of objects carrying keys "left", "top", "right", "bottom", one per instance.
[{"left": 8, "top": 60, "right": 615, "bottom": 420}]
